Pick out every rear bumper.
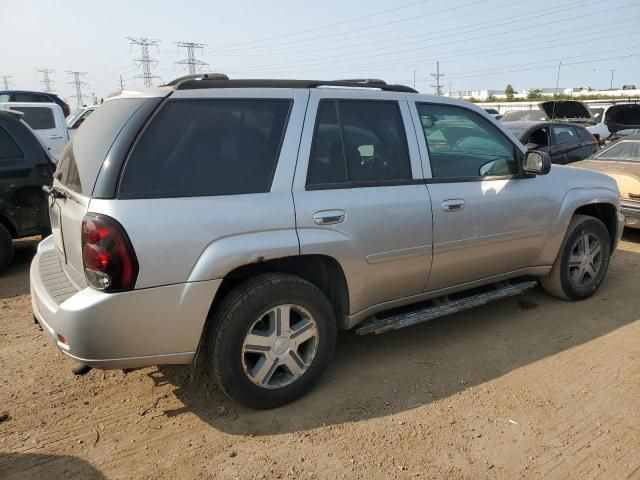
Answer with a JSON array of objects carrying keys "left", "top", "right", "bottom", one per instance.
[
  {"left": 621, "top": 200, "right": 640, "bottom": 230},
  {"left": 31, "top": 236, "right": 222, "bottom": 369}
]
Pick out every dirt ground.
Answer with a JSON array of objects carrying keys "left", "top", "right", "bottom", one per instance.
[{"left": 1, "top": 232, "right": 640, "bottom": 480}]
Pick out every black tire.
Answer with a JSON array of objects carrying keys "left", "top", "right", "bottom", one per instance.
[
  {"left": 0, "top": 224, "right": 13, "bottom": 274},
  {"left": 205, "top": 273, "right": 337, "bottom": 409},
  {"left": 540, "top": 214, "right": 611, "bottom": 301}
]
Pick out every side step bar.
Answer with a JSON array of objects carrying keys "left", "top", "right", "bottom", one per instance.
[{"left": 356, "top": 280, "right": 538, "bottom": 335}]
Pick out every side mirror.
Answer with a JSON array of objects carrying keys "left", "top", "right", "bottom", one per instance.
[{"left": 523, "top": 150, "right": 551, "bottom": 175}]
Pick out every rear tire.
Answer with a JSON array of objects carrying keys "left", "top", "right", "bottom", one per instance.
[
  {"left": 0, "top": 224, "right": 13, "bottom": 274},
  {"left": 205, "top": 273, "right": 337, "bottom": 409},
  {"left": 540, "top": 214, "right": 611, "bottom": 300}
]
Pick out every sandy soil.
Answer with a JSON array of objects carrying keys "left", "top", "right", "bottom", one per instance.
[{"left": 1, "top": 232, "right": 640, "bottom": 480}]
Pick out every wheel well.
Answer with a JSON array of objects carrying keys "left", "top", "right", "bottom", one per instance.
[
  {"left": 574, "top": 203, "right": 617, "bottom": 250},
  {"left": 0, "top": 214, "right": 17, "bottom": 238},
  {"left": 211, "top": 255, "right": 350, "bottom": 323}
]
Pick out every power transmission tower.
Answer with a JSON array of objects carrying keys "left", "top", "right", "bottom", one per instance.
[
  {"left": 1, "top": 75, "right": 11, "bottom": 89},
  {"left": 127, "top": 37, "right": 161, "bottom": 87},
  {"left": 37, "top": 68, "right": 55, "bottom": 93},
  {"left": 119, "top": 74, "right": 125, "bottom": 91},
  {"left": 67, "top": 71, "right": 89, "bottom": 108},
  {"left": 430, "top": 61, "right": 445, "bottom": 96},
  {"left": 175, "top": 42, "right": 208, "bottom": 75}
]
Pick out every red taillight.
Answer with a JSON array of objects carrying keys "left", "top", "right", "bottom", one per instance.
[
  {"left": 81, "top": 214, "right": 138, "bottom": 292},
  {"left": 592, "top": 133, "right": 600, "bottom": 144}
]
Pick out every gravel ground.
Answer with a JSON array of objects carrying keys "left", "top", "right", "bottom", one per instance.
[{"left": 1, "top": 232, "right": 640, "bottom": 480}]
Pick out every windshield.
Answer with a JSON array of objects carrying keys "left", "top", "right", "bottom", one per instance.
[
  {"left": 501, "top": 110, "right": 546, "bottom": 122},
  {"left": 501, "top": 124, "right": 527, "bottom": 138},
  {"left": 66, "top": 109, "right": 83, "bottom": 125},
  {"left": 596, "top": 140, "right": 640, "bottom": 161},
  {"left": 589, "top": 107, "right": 604, "bottom": 121}
]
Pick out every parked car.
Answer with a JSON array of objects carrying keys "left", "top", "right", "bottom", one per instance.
[
  {"left": 30, "top": 76, "right": 623, "bottom": 409},
  {"left": 0, "top": 110, "right": 55, "bottom": 272},
  {"left": 0, "top": 90, "right": 70, "bottom": 117},
  {"left": 66, "top": 106, "right": 96, "bottom": 138},
  {"left": 573, "top": 136, "right": 640, "bottom": 229},
  {"left": 0, "top": 102, "right": 69, "bottom": 161},
  {"left": 587, "top": 103, "right": 640, "bottom": 141},
  {"left": 502, "top": 121, "right": 598, "bottom": 164},
  {"left": 500, "top": 100, "right": 610, "bottom": 141}
]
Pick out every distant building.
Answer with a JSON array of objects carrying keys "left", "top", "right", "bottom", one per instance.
[{"left": 444, "top": 87, "right": 640, "bottom": 101}]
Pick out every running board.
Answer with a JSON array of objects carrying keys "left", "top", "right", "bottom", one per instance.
[{"left": 355, "top": 280, "right": 538, "bottom": 335}]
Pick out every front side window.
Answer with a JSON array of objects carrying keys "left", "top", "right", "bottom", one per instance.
[
  {"left": 119, "top": 99, "right": 291, "bottom": 198},
  {"left": 0, "top": 126, "right": 23, "bottom": 160},
  {"left": 306, "top": 100, "right": 412, "bottom": 188},
  {"left": 417, "top": 104, "right": 518, "bottom": 179},
  {"left": 526, "top": 127, "right": 550, "bottom": 148},
  {"left": 552, "top": 125, "right": 578, "bottom": 145},
  {"left": 10, "top": 106, "right": 55, "bottom": 130}
]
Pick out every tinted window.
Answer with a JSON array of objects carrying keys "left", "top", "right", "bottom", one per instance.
[
  {"left": 527, "top": 127, "right": 550, "bottom": 147},
  {"left": 0, "top": 127, "right": 23, "bottom": 160},
  {"left": 553, "top": 125, "right": 578, "bottom": 145},
  {"left": 307, "top": 100, "right": 411, "bottom": 188},
  {"left": 120, "top": 99, "right": 291, "bottom": 198},
  {"left": 417, "top": 104, "right": 518, "bottom": 179},
  {"left": 56, "top": 97, "right": 148, "bottom": 195},
  {"left": 10, "top": 106, "right": 55, "bottom": 129},
  {"left": 14, "top": 92, "right": 44, "bottom": 102}
]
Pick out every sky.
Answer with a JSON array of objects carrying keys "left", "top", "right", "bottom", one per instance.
[{"left": 2, "top": 0, "right": 640, "bottom": 104}]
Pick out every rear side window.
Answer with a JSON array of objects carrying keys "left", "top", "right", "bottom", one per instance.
[
  {"left": 0, "top": 127, "right": 23, "bottom": 160},
  {"left": 11, "top": 107, "right": 54, "bottom": 129},
  {"left": 306, "top": 100, "right": 412, "bottom": 188},
  {"left": 119, "top": 99, "right": 292, "bottom": 198},
  {"left": 14, "top": 92, "right": 43, "bottom": 102},
  {"left": 552, "top": 125, "right": 578, "bottom": 145}
]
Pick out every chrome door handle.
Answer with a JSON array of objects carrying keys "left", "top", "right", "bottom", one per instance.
[
  {"left": 48, "top": 135, "right": 63, "bottom": 139},
  {"left": 441, "top": 199, "right": 465, "bottom": 212},
  {"left": 314, "top": 210, "right": 346, "bottom": 225}
]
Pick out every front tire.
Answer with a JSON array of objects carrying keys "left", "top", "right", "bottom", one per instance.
[
  {"left": 0, "top": 224, "right": 13, "bottom": 274},
  {"left": 540, "top": 214, "right": 611, "bottom": 300},
  {"left": 205, "top": 273, "right": 337, "bottom": 409}
]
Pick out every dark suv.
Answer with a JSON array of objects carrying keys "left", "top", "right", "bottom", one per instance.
[
  {"left": 0, "top": 110, "right": 54, "bottom": 272},
  {"left": 0, "top": 90, "right": 70, "bottom": 117}
]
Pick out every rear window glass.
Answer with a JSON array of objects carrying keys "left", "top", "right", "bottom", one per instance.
[
  {"left": 56, "top": 97, "right": 147, "bottom": 194},
  {"left": 10, "top": 106, "right": 54, "bottom": 129},
  {"left": 119, "top": 99, "right": 292, "bottom": 198},
  {"left": 0, "top": 126, "right": 23, "bottom": 159}
]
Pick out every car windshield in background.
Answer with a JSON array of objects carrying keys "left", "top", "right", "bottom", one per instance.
[
  {"left": 596, "top": 140, "right": 640, "bottom": 161},
  {"left": 501, "top": 125, "right": 528, "bottom": 138},
  {"left": 66, "top": 109, "right": 83, "bottom": 125},
  {"left": 589, "top": 107, "right": 604, "bottom": 121},
  {"left": 501, "top": 110, "right": 547, "bottom": 122}
]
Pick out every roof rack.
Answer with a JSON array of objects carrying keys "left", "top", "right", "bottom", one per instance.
[{"left": 167, "top": 74, "right": 417, "bottom": 93}]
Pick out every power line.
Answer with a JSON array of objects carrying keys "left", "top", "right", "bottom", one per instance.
[
  {"left": 1, "top": 75, "right": 11, "bottom": 89},
  {"left": 127, "top": 37, "right": 161, "bottom": 87},
  {"left": 37, "top": 68, "right": 55, "bottom": 93},
  {"left": 66, "top": 71, "right": 89, "bottom": 108},
  {"left": 430, "top": 61, "right": 445, "bottom": 95},
  {"left": 175, "top": 42, "right": 208, "bottom": 75}
]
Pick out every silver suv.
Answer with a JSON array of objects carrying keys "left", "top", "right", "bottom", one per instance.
[{"left": 31, "top": 76, "right": 624, "bottom": 409}]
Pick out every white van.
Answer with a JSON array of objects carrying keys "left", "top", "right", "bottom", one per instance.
[{"left": 0, "top": 102, "right": 69, "bottom": 161}]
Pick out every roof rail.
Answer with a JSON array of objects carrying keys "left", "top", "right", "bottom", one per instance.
[
  {"left": 172, "top": 78, "right": 417, "bottom": 93},
  {"left": 164, "top": 73, "right": 230, "bottom": 87}
]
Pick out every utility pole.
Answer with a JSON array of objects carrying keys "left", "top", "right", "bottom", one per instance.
[
  {"left": 67, "top": 71, "right": 89, "bottom": 108},
  {"left": 1, "top": 75, "right": 11, "bottom": 89},
  {"left": 127, "top": 37, "right": 161, "bottom": 87},
  {"left": 554, "top": 61, "right": 562, "bottom": 95},
  {"left": 430, "top": 61, "right": 445, "bottom": 96},
  {"left": 610, "top": 69, "right": 615, "bottom": 90},
  {"left": 37, "top": 68, "right": 55, "bottom": 93},
  {"left": 175, "top": 42, "right": 208, "bottom": 75}
]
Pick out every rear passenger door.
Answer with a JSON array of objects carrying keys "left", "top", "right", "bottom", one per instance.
[
  {"left": 293, "top": 90, "right": 433, "bottom": 317},
  {"left": 10, "top": 106, "right": 67, "bottom": 159},
  {"left": 411, "top": 102, "right": 549, "bottom": 292},
  {"left": 550, "top": 124, "right": 581, "bottom": 164}
]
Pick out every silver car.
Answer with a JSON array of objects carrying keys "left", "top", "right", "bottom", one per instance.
[{"left": 30, "top": 76, "right": 624, "bottom": 409}]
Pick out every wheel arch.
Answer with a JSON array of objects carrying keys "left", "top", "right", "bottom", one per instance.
[{"left": 573, "top": 202, "right": 618, "bottom": 252}]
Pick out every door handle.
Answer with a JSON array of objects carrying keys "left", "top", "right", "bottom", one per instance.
[
  {"left": 314, "top": 210, "right": 346, "bottom": 225},
  {"left": 441, "top": 199, "right": 465, "bottom": 212},
  {"left": 48, "top": 135, "right": 63, "bottom": 139}
]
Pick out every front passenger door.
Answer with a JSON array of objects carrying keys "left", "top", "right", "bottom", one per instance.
[{"left": 412, "top": 103, "right": 549, "bottom": 292}]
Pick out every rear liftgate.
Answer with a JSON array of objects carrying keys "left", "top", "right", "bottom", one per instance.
[{"left": 356, "top": 280, "right": 538, "bottom": 335}]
